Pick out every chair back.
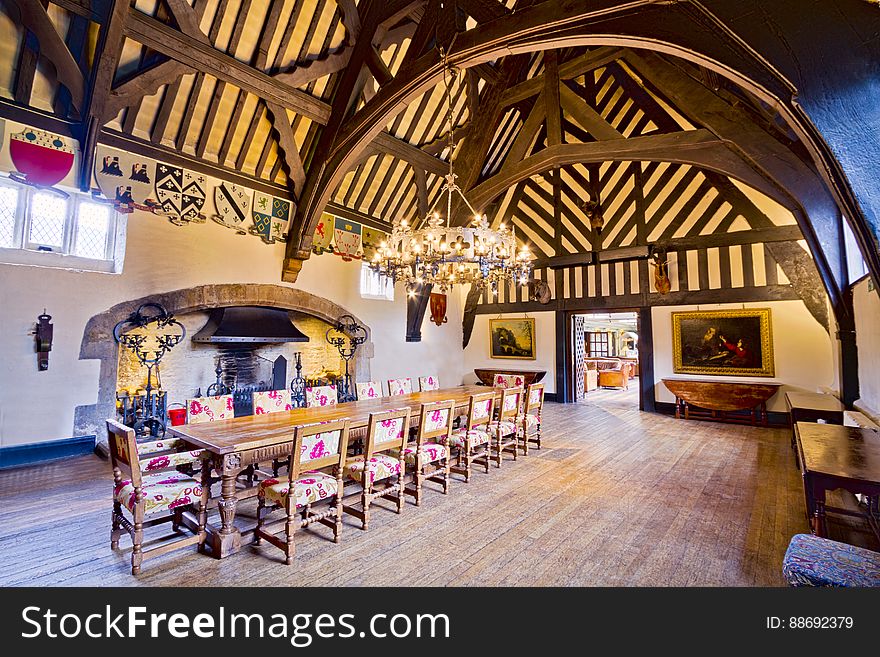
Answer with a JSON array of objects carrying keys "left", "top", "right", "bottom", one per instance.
[
  {"left": 493, "top": 373, "right": 526, "bottom": 389},
  {"left": 387, "top": 378, "right": 413, "bottom": 396},
  {"left": 187, "top": 394, "right": 233, "bottom": 424},
  {"left": 418, "top": 375, "right": 440, "bottom": 392},
  {"left": 289, "top": 418, "right": 351, "bottom": 482},
  {"left": 466, "top": 391, "right": 496, "bottom": 431},
  {"left": 526, "top": 383, "right": 545, "bottom": 417},
  {"left": 417, "top": 399, "right": 456, "bottom": 446},
  {"left": 107, "top": 419, "right": 142, "bottom": 488},
  {"left": 305, "top": 384, "right": 338, "bottom": 408},
  {"left": 498, "top": 386, "right": 524, "bottom": 422},
  {"left": 365, "top": 407, "right": 411, "bottom": 456},
  {"left": 356, "top": 380, "right": 383, "bottom": 399},
  {"left": 253, "top": 389, "right": 294, "bottom": 414}
]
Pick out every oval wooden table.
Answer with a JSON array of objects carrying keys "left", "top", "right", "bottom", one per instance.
[{"left": 662, "top": 378, "right": 781, "bottom": 426}]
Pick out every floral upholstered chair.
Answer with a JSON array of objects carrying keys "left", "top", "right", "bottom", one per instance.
[
  {"left": 255, "top": 418, "right": 351, "bottom": 564},
  {"left": 136, "top": 436, "right": 205, "bottom": 474},
  {"left": 486, "top": 386, "right": 523, "bottom": 467},
  {"left": 387, "top": 378, "right": 413, "bottom": 396},
  {"left": 107, "top": 419, "right": 209, "bottom": 575},
  {"left": 342, "top": 407, "right": 411, "bottom": 530},
  {"left": 305, "top": 384, "right": 338, "bottom": 408},
  {"left": 493, "top": 373, "right": 526, "bottom": 389},
  {"left": 439, "top": 391, "right": 494, "bottom": 482},
  {"left": 187, "top": 394, "right": 234, "bottom": 424},
  {"left": 356, "top": 381, "right": 383, "bottom": 399},
  {"left": 418, "top": 375, "right": 440, "bottom": 392},
  {"left": 396, "top": 400, "right": 454, "bottom": 506},
  {"left": 253, "top": 389, "right": 294, "bottom": 415},
  {"left": 519, "top": 383, "right": 545, "bottom": 454}
]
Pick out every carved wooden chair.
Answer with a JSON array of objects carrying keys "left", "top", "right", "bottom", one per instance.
[
  {"left": 418, "top": 375, "right": 440, "bottom": 391},
  {"left": 107, "top": 419, "right": 209, "bottom": 575},
  {"left": 254, "top": 418, "right": 351, "bottom": 564},
  {"left": 439, "top": 391, "right": 494, "bottom": 481},
  {"left": 493, "top": 373, "right": 526, "bottom": 389},
  {"left": 356, "top": 380, "right": 384, "bottom": 399},
  {"left": 398, "top": 400, "right": 454, "bottom": 505},
  {"left": 520, "top": 383, "right": 545, "bottom": 454},
  {"left": 343, "top": 407, "right": 410, "bottom": 530},
  {"left": 305, "top": 384, "right": 338, "bottom": 407},
  {"left": 253, "top": 389, "right": 294, "bottom": 414},
  {"left": 387, "top": 377, "right": 413, "bottom": 396},
  {"left": 187, "top": 394, "right": 234, "bottom": 424},
  {"left": 487, "top": 386, "right": 523, "bottom": 466}
]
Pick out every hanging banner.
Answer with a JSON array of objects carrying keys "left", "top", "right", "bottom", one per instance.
[
  {"left": 95, "top": 148, "right": 157, "bottom": 211},
  {"left": 312, "top": 212, "right": 335, "bottom": 254},
  {"left": 180, "top": 171, "right": 207, "bottom": 223},
  {"left": 361, "top": 226, "right": 386, "bottom": 262},
  {"left": 155, "top": 163, "right": 186, "bottom": 224},
  {"left": 213, "top": 183, "right": 251, "bottom": 234},
  {"left": 9, "top": 128, "right": 75, "bottom": 187},
  {"left": 333, "top": 217, "right": 362, "bottom": 261},
  {"left": 251, "top": 192, "right": 289, "bottom": 244}
]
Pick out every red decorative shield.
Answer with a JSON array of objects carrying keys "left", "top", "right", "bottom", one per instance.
[
  {"left": 429, "top": 293, "right": 448, "bottom": 326},
  {"left": 9, "top": 128, "right": 75, "bottom": 187}
]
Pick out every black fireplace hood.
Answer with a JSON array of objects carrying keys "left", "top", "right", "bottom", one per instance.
[{"left": 192, "top": 306, "right": 310, "bottom": 344}]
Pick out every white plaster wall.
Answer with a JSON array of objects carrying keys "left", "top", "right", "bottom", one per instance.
[
  {"left": 651, "top": 300, "right": 835, "bottom": 412},
  {"left": 853, "top": 276, "right": 880, "bottom": 420},
  {"left": 0, "top": 208, "right": 464, "bottom": 446},
  {"left": 461, "top": 311, "right": 556, "bottom": 393}
]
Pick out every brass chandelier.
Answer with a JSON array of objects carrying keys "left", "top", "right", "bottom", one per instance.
[{"left": 369, "top": 54, "right": 532, "bottom": 295}]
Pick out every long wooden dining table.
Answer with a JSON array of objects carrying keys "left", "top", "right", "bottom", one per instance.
[{"left": 169, "top": 385, "right": 504, "bottom": 557}]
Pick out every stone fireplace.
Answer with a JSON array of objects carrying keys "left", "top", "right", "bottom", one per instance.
[{"left": 77, "top": 284, "right": 373, "bottom": 442}]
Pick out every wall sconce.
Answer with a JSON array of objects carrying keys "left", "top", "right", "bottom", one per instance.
[{"left": 33, "top": 311, "right": 53, "bottom": 371}]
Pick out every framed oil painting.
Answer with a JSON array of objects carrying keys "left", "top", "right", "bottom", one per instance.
[
  {"left": 672, "top": 309, "right": 774, "bottom": 377},
  {"left": 489, "top": 318, "right": 536, "bottom": 360}
]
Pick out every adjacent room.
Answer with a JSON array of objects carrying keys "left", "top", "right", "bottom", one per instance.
[{"left": 1, "top": 0, "right": 879, "bottom": 589}]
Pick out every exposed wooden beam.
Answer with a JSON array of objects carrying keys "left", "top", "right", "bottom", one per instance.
[
  {"left": 544, "top": 50, "right": 561, "bottom": 147},
  {"left": 107, "top": 60, "right": 192, "bottom": 117},
  {"left": 7, "top": 0, "right": 85, "bottom": 112},
  {"left": 458, "top": 0, "right": 508, "bottom": 24},
  {"left": 372, "top": 132, "right": 448, "bottom": 175},
  {"left": 125, "top": 7, "right": 331, "bottom": 124},
  {"left": 559, "top": 83, "right": 622, "bottom": 141},
  {"left": 265, "top": 102, "right": 306, "bottom": 198}
]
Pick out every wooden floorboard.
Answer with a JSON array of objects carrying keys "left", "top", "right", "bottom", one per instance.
[{"left": 1, "top": 387, "right": 876, "bottom": 586}]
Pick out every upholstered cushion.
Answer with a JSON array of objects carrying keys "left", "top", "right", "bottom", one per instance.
[
  {"left": 114, "top": 471, "right": 202, "bottom": 515},
  {"left": 423, "top": 406, "right": 452, "bottom": 432},
  {"left": 782, "top": 534, "right": 880, "bottom": 587},
  {"left": 258, "top": 471, "right": 339, "bottom": 507},
  {"left": 374, "top": 415, "right": 407, "bottom": 445},
  {"left": 388, "top": 378, "right": 413, "bottom": 396},
  {"left": 419, "top": 376, "right": 439, "bottom": 391},
  {"left": 472, "top": 398, "right": 492, "bottom": 420},
  {"left": 486, "top": 420, "right": 517, "bottom": 436},
  {"left": 356, "top": 381, "right": 382, "bottom": 399},
  {"left": 493, "top": 374, "right": 525, "bottom": 388},
  {"left": 305, "top": 385, "right": 338, "bottom": 408},
  {"left": 137, "top": 438, "right": 185, "bottom": 455},
  {"left": 501, "top": 392, "right": 522, "bottom": 412},
  {"left": 253, "top": 389, "right": 294, "bottom": 414},
  {"left": 346, "top": 454, "right": 401, "bottom": 484},
  {"left": 528, "top": 387, "right": 543, "bottom": 407},
  {"left": 188, "top": 395, "right": 233, "bottom": 424},
  {"left": 395, "top": 442, "right": 449, "bottom": 465},
  {"left": 139, "top": 450, "right": 205, "bottom": 472},
  {"left": 440, "top": 428, "right": 490, "bottom": 449}
]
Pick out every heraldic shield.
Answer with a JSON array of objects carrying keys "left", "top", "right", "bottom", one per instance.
[
  {"left": 95, "top": 147, "right": 156, "bottom": 211},
  {"left": 213, "top": 183, "right": 251, "bottom": 234}
]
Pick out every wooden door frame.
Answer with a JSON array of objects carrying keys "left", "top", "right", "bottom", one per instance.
[{"left": 559, "top": 307, "right": 655, "bottom": 412}]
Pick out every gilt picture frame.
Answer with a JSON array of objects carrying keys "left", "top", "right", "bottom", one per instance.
[
  {"left": 489, "top": 318, "right": 536, "bottom": 360},
  {"left": 672, "top": 309, "right": 774, "bottom": 377}
]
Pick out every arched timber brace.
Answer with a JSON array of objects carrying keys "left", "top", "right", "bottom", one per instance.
[{"left": 282, "top": 0, "right": 880, "bottom": 311}]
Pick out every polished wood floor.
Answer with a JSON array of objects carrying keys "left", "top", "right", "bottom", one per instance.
[{"left": 1, "top": 388, "right": 876, "bottom": 586}]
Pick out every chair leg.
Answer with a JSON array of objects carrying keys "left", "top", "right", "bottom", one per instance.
[
  {"left": 495, "top": 433, "right": 503, "bottom": 468},
  {"left": 362, "top": 486, "right": 371, "bottom": 530},
  {"left": 110, "top": 502, "right": 123, "bottom": 550},
  {"left": 415, "top": 469, "right": 423, "bottom": 506},
  {"left": 284, "top": 503, "right": 296, "bottom": 565},
  {"left": 131, "top": 506, "right": 144, "bottom": 575},
  {"left": 333, "top": 495, "right": 343, "bottom": 544},
  {"left": 443, "top": 458, "right": 451, "bottom": 494},
  {"left": 396, "top": 474, "right": 405, "bottom": 514},
  {"left": 464, "top": 448, "right": 472, "bottom": 482},
  {"left": 254, "top": 497, "right": 264, "bottom": 545}
]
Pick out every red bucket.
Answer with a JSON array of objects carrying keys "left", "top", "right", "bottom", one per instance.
[{"left": 168, "top": 407, "right": 187, "bottom": 426}]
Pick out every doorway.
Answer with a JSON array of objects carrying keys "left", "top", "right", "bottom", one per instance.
[{"left": 570, "top": 311, "right": 642, "bottom": 408}]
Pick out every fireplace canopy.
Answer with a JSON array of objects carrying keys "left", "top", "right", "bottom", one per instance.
[{"left": 191, "top": 306, "right": 310, "bottom": 344}]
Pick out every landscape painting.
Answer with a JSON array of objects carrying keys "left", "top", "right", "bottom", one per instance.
[
  {"left": 489, "top": 318, "right": 536, "bottom": 360},
  {"left": 672, "top": 309, "right": 774, "bottom": 377}
]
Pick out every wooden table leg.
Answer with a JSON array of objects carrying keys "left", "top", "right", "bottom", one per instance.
[
  {"left": 811, "top": 483, "right": 827, "bottom": 537},
  {"left": 213, "top": 456, "right": 244, "bottom": 558}
]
